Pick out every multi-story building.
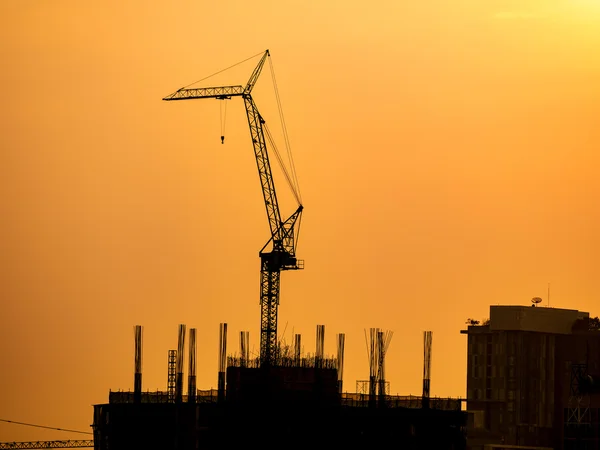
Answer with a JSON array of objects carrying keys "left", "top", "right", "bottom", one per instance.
[{"left": 462, "top": 304, "right": 600, "bottom": 450}]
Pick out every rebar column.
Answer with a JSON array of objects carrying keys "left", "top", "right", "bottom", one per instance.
[
  {"left": 368, "top": 328, "right": 377, "bottom": 408},
  {"left": 188, "top": 328, "right": 197, "bottom": 403},
  {"left": 336, "top": 333, "right": 345, "bottom": 394},
  {"left": 175, "top": 324, "right": 186, "bottom": 403},
  {"left": 134, "top": 325, "right": 143, "bottom": 404},
  {"left": 294, "top": 333, "right": 301, "bottom": 366},
  {"left": 316, "top": 325, "right": 325, "bottom": 369},
  {"left": 240, "top": 331, "right": 249, "bottom": 368},
  {"left": 218, "top": 323, "right": 227, "bottom": 403},
  {"left": 377, "top": 330, "right": 386, "bottom": 407},
  {"left": 365, "top": 327, "right": 393, "bottom": 408},
  {"left": 422, "top": 330, "right": 433, "bottom": 409}
]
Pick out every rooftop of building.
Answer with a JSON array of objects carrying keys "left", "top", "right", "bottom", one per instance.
[{"left": 461, "top": 304, "right": 591, "bottom": 335}]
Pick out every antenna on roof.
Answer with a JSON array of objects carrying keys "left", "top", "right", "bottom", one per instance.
[
  {"left": 532, "top": 297, "right": 542, "bottom": 307},
  {"left": 548, "top": 282, "right": 550, "bottom": 307}
]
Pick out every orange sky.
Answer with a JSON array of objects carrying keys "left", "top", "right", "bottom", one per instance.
[{"left": 1, "top": 0, "right": 599, "bottom": 441}]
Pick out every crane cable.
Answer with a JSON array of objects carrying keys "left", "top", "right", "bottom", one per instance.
[
  {"left": 263, "top": 124, "right": 302, "bottom": 250},
  {"left": 219, "top": 100, "right": 228, "bottom": 144},
  {"left": 264, "top": 124, "right": 301, "bottom": 206},
  {"left": 176, "top": 50, "right": 262, "bottom": 145},
  {"left": 0, "top": 419, "right": 92, "bottom": 435},
  {"left": 176, "top": 50, "right": 303, "bottom": 205},
  {"left": 268, "top": 56, "right": 302, "bottom": 205},
  {"left": 180, "top": 50, "right": 265, "bottom": 90}
]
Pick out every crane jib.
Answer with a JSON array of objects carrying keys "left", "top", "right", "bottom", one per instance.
[{"left": 162, "top": 85, "right": 244, "bottom": 101}]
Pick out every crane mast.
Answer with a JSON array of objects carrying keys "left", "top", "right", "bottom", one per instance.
[{"left": 163, "top": 50, "right": 303, "bottom": 366}]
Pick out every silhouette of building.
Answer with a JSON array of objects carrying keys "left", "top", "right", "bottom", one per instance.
[
  {"left": 462, "top": 305, "right": 600, "bottom": 450},
  {"left": 92, "top": 324, "right": 467, "bottom": 450}
]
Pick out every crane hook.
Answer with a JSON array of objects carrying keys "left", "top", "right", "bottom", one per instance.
[{"left": 219, "top": 99, "right": 227, "bottom": 145}]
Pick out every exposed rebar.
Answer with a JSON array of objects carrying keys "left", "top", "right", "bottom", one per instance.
[
  {"left": 423, "top": 330, "right": 433, "bottom": 408},
  {"left": 188, "top": 328, "right": 197, "bottom": 402},
  {"left": 240, "top": 331, "right": 249, "bottom": 368},
  {"left": 218, "top": 323, "right": 228, "bottom": 403},
  {"left": 364, "top": 327, "right": 393, "bottom": 407},
  {"left": 294, "top": 333, "right": 301, "bottom": 365},
  {"left": 134, "top": 325, "right": 143, "bottom": 404},
  {"left": 176, "top": 324, "right": 186, "bottom": 403},
  {"left": 316, "top": 325, "right": 325, "bottom": 369},
  {"left": 337, "top": 333, "right": 345, "bottom": 393}
]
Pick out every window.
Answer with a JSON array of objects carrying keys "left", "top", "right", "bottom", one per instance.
[{"left": 473, "top": 410, "right": 485, "bottom": 429}]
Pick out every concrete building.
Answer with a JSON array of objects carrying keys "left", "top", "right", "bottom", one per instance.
[{"left": 462, "top": 304, "right": 600, "bottom": 450}]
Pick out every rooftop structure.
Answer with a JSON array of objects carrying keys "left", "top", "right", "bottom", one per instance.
[{"left": 488, "top": 305, "right": 588, "bottom": 334}]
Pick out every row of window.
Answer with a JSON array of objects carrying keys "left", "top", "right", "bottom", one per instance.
[
  {"left": 468, "top": 387, "right": 513, "bottom": 401},
  {"left": 468, "top": 339, "right": 507, "bottom": 355},
  {"left": 471, "top": 362, "right": 517, "bottom": 379}
]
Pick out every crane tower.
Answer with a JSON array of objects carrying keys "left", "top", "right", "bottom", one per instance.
[{"left": 163, "top": 50, "right": 303, "bottom": 367}]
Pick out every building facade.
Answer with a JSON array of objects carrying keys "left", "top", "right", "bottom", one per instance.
[{"left": 462, "top": 305, "right": 600, "bottom": 450}]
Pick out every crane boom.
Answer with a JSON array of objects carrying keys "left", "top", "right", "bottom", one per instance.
[
  {"left": 163, "top": 50, "right": 303, "bottom": 366},
  {"left": 243, "top": 94, "right": 283, "bottom": 237},
  {"left": 0, "top": 440, "right": 93, "bottom": 449}
]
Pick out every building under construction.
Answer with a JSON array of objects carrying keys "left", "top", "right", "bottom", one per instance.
[
  {"left": 92, "top": 50, "right": 465, "bottom": 449},
  {"left": 92, "top": 325, "right": 466, "bottom": 449}
]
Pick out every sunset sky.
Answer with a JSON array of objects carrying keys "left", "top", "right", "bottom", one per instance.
[{"left": 1, "top": 0, "right": 599, "bottom": 441}]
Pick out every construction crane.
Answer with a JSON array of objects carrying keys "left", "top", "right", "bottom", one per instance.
[
  {"left": 0, "top": 441, "right": 93, "bottom": 449},
  {"left": 163, "top": 50, "right": 303, "bottom": 366}
]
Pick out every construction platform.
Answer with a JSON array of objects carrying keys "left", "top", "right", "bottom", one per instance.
[
  {"left": 92, "top": 324, "right": 465, "bottom": 449},
  {"left": 93, "top": 368, "right": 466, "bottom": 449}
]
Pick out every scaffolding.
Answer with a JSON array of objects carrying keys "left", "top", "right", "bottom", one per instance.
[{"left": 167, "top": 350, "right": 176, "bottom": 403}]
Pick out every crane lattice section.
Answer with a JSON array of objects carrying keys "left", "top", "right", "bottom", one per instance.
[{"left": 0, "top": 440, "right": 93, "bottom": 449}]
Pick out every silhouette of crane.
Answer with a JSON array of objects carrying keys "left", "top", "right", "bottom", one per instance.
[
  {"left": 0, "top": 419, "right": 93, "bottom": 449},
  {"left": 163, "top": 50, "right": 303, "bottom": 366},
  {"left": 0, "top": 441, "right": 93, "bottom": 449}
]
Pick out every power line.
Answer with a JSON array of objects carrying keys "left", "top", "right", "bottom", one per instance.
[{"left": 0, "top": 419, "right": 92, "bottom": 436}]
